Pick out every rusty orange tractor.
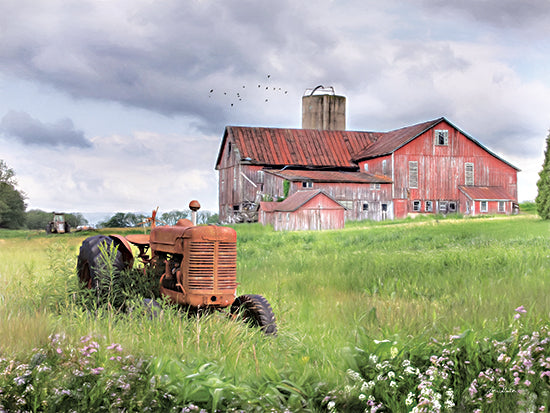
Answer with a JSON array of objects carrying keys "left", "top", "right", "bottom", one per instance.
[{"left": 76, "top": 200, "right": 276, "bottom": 335}]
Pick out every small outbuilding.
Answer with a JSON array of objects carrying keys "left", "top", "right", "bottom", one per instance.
[
  {"left": 259, "top": 190, "right": 346, "bottom": 231},
  {"left": 458, "top": 186, "right": 517, "bottom": 216}
]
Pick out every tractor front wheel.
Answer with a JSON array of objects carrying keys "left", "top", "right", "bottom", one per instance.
[{"left": 231, "top": 294, "right": 277, "bottom": 335}]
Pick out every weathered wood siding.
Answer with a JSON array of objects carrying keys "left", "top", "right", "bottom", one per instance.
[
  {"left": 260, "top": 196, "right": 345, "bottom": 231},
  {"left": 262, "top": 173, "right": 393, "bottom": 221},
  {"left": 360, "top": 120, "right": 517, "bottom": 218}
]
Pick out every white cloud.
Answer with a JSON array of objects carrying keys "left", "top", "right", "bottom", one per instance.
[{"left": 1, "top": 0, "right": 549, "bottom": 213}]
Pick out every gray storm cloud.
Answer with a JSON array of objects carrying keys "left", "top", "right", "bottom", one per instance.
[{"left": 0, "top": 110, "right": 91, "bottom": 148}]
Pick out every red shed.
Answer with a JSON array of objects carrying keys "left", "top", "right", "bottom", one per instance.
[{"left": 259, "top": 190, "right": 346, "bottom": 231}]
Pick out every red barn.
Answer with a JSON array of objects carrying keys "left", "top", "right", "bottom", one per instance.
[{"left": 215, "top": 89, "right": 519, "bottom": 224}]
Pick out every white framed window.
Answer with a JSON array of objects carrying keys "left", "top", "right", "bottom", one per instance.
[
  {"left": 409, "top": 161, "right": 418, "bottom": 188},
  {"left": 364, "top": 163, "right": 368, "bottom": 172},
  {"left": 302, "top": 181, "right": 313, "bottom": 188},
  {"left": 480, "top": 201, "right": 488, "bottom": 212},
  {"left": 435, "top": 130, "right": 449, "bottom": 146},
  {"left": 448, "top": 201, "right": 457, "bottom": 212},
  {"left": 498, "top": 201, "right": 505, "bottom": 212},
  {"left": 382, "top": 160, "right": 387, "bottom": 174},
  {"left": 465, "top": 163, "right": 474, "bottom": 186},
  {"left": 363, "top": 202, "right": 369, "bottom": 211},
  {"left": 425, "top": 200, "right": 433, "bottom": 212},
  {"left": 412, "top": 200, "right": 421, "bottom": 212},
  {"left": 371, "top": 183, "right": 380, "bottom": 190}
]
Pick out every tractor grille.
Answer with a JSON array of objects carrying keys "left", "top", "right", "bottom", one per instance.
[{"left": 187, "top": 241, "right": 237, "bottom": 291}]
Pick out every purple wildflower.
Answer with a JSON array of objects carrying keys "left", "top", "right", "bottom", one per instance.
[
  {"left": 91, "top": 367, "right": 104, "bottom": 375},
  {"left": 107, "top": 343, "right": 123, "bottom": 352}
]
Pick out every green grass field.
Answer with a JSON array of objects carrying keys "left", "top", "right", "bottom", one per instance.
[{"left": 1, "top": 213, "right": 549, "bottom": 411}]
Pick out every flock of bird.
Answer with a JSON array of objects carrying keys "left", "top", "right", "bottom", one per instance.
[{"left": 208, "top": 75, "right": 289, "bottom": 108}]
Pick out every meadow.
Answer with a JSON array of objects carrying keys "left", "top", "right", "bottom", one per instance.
[{"left": 0, "top": 213, "right": 549, "bottom": 412}]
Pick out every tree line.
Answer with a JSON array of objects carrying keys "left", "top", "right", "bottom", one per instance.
[
  {"left": 1, "top": 159, "right": 218, "bottom": 230},
  {"left": 97, "top": 210, "right": 218, "bottom": 228}
]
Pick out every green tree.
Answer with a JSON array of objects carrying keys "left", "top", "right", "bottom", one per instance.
[
  {"left": 536, "top": 130, "right": 550, "bottom": 219},
  {"left": 161, "top": 210, "right": 190, "bottom": 225},
  {"left": 0, "top": 160, "right": 26, "bottom": 229}
]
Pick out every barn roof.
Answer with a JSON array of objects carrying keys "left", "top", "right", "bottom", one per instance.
[
  {"left": 458, "top": 186, "right": 514, "bottom": 201},
  {"left": 354, "top": 117, "right": 520, "bottom": 171},
  {"left": 261, "top": 190, "right": 346, "bottom": 212},
  {"left": 264, "top": 169, "right": 392, "bottom": 184},
  {"left": 354, "top": 118, "right": 443, "bottom": 159},
  {"left": 215, "top": 126, "right": 379, "bottom": 169},
  {"left": 215, "top": 117, "right": 519, "bottom": 171}
]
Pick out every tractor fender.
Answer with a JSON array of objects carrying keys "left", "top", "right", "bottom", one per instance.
[{"left": 108, "top": 234, "right": 135, "bottom": 268}]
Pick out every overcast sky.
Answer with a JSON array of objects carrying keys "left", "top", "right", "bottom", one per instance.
[{"left": 1, "top": 0, "right": 549, "bottom": 222}]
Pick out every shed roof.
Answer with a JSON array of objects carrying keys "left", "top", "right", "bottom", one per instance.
[
  {"left": 265, "top": 169, "right": 392, "bottom": 184},
  {"left": 458, "top": 186, "right": 514, "bottom": 201},
  {"left": 261, "top": 190, "right": 345, "bottom": 212}
]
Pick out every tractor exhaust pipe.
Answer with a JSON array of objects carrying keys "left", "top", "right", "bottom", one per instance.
[{"left": 189, "top": 200, "right": 201, "bottom": 226}]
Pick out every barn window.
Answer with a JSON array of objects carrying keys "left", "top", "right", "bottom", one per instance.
[
  {"left": 465, "top": 163, "right": 474, "bottom": 186},
  {"left": 480, "top": 201, "right": 488, "bottom": 212},
  {"left": 364, "top": 163, "right": 368, "bottom": 172},
  {"left": 227, "top": 142, "right": 232, "bottom": 159},
  {"left": 363, "top": 202, "right": 369, "bottom": 211},
  {"left": 302, "top": 181, "right": 313, "bottom": 188},
  {"left": 435, "top": 130, "right": 448, "bottom": 146},
  {"left": 409, "top": 161, "right": 418, "bottom": 189},
  {"left": 448, "top": 202, "right": 457, "bottom": 212},
  {"left": 371, "top": 183, "right": 380, "bottom": 190},
  {"left": 340, "top": 200, "right": 353, "bottom": 210},
  {"left": 498, "top": 201, "right": 505, "bottom": 212},
  {"left": 412, "top": 200, "right": 421, "bottom": 212},
  {"left": 382, "top": 160, "right": 387, "bottom": 174},
  {"left": 425, "top": 200, "right": 433, "bottom": 212}
]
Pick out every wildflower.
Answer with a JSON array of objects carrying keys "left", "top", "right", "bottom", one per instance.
[
  {"left": 514, "top": 305, "right": 527, "bottom": 319},
  {"left": 359, "top": 394, "right": 366, "bottom": 401},
  {"left": 405, "top": 392, "right": 415, "bottom": 406},
  {"left": 469, "top": 380, "right": 478, "bottom": 396},
  {"left": 515, "top": 305, "right": 527, "bottom": 314},
  {"left": 524, "top": 379, "right": 531, "bottom": 386},
  {"left": 14, "top": 376, "right": 26, "bottom": 386},
  {"left": 107, "top": 343, "right": 123, "bottom": 352},
  {"left": 91, "top": 367, "right": 104, "bottom": 375}
]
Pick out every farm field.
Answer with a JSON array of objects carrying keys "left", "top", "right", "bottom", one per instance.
[{"left": 1, "top": 214, "right": 549, "bottom": 411}]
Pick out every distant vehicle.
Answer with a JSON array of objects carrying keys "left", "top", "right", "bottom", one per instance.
[{"left": 46, "top": 213, "right": 70, "bottom": 234}]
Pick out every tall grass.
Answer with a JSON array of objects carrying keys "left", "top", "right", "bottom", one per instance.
[{"left": 1, "top": 216, "right": 549, "bottom": 411}]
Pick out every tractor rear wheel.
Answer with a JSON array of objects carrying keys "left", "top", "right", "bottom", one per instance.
[
  {"left": 77, "top": 235, "right": 127, "bottom": 289},
  {"left": 231, "top": 294, "right": 277, "bottom": 335}
]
